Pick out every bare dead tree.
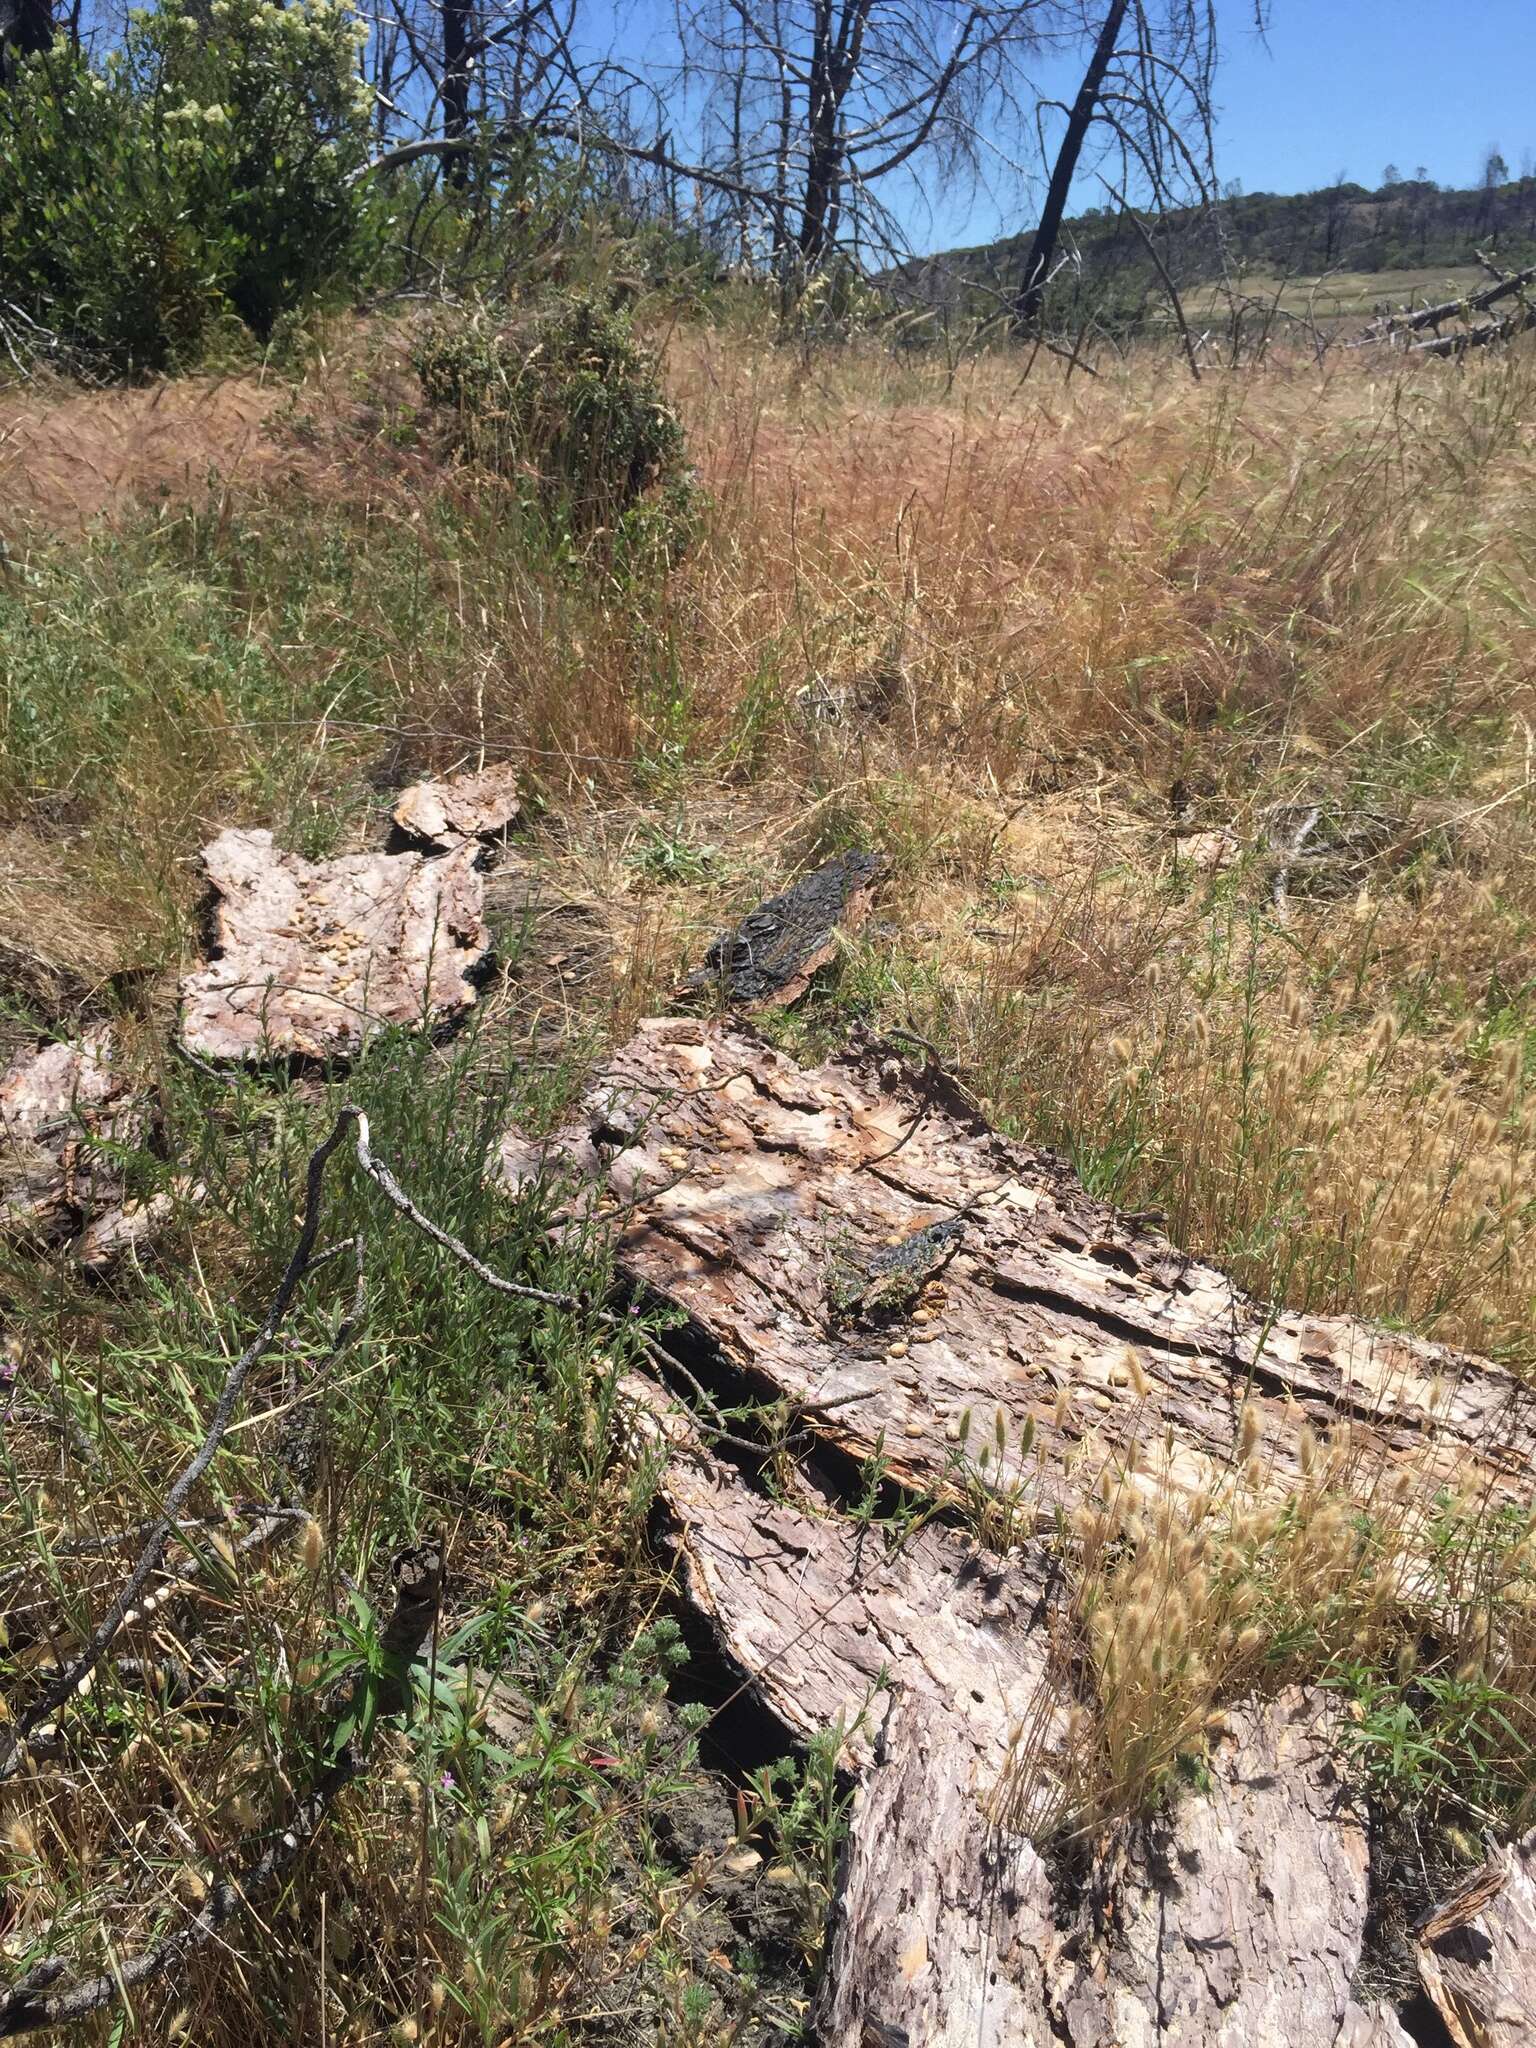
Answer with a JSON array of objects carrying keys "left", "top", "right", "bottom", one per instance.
[
  {"left": 670, "top": 0, "right": 1050, "bottom": 273},
  {"left": 1010, "top": 0, "right": 1240, "bottom": 333}
]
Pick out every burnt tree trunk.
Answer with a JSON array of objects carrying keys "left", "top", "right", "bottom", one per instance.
[
  {"left": 1012, "top": 0, "right": 1128, "bottom": 330},
  {"left": 441, "top": 0, "right": 473, "bottom": 190}
]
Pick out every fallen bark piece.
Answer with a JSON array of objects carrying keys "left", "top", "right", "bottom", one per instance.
[
  {"left": 180, "top": 829, "right": 488, "bottom": 1062},
  {"left": 0, "top": 1028, "right": 144, "bottom": 1244},
  {"left": 391, "top": 763, "right": 521, "bottom": 848},
  {"left": 1090, "top": 1690, "right": 1369, "bottom": 2048},
  {"left": 679, "top": 851, "right": 884, "bottom": 1009},
  {"left": 1417, "top": 1830, "right": 1536, "bottom": 2047},
  {"left": 814, "top": 1692, "right": 1062, "bottom": 2048},
  {"left": 625, "top": 1375, "right": 1057, "bottom": 1775},
  {"left": 73, "top": 1176, "right": 205, "bottom": 1272},
  {"left": 504, "top": 1021, "right": 1535, "bottom": 1524}
]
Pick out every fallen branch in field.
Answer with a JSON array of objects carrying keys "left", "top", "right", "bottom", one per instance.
[
  {"left": 1354, "top": 260, "right": 1536, "bottom": 343},
  {"left": 0, "top": 1540, "right": 444, "bottom": 2040},
  {"left": 1410, "top": 301, "right": 1536, "bottom": 356}
]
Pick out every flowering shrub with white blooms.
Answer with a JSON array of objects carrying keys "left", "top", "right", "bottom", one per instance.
[{"left": 0, "top": 0, "right": 383, "bottom": 373}]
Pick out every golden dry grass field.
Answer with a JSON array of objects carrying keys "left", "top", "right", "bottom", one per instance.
[{"left": 2, "top": 313, "right": 1535, "bottom": 2041}]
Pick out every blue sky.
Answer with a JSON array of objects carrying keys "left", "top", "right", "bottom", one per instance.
[
  {"left": 593, "top": 0, "right": 1535, "bottom": 254},
  {"left": 1211, "top": 0, "right": 1533, "bottom": 203},
  {"left": 921, "top": 0, "right": 1536, "bottom": 252}
]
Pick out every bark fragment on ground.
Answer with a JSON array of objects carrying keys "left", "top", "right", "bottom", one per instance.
[
  {"left": 1416, "top": 1829, "right": 1536, "bottom": 2047},
  {"left": 391, "top": 763, "right": 521, "bottom": 848},
  {"left": 505, "top": 1019, "right": 1535, "bottom": 1521},
  {"left": 678, "top": 851, "right": 884, "bottom": 1009},
  {"left": 180, "top": 829, "right": 488, "bottom": 1062},
  {"left": 0, "top": 1028, "right": 145, "bottom": 1246}
]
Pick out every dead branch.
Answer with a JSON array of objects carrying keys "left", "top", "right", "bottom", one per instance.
[{"left": 1355, "top": 261, "right": 1536, "bottom": 343}]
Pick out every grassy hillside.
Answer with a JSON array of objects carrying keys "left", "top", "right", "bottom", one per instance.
[
  {"left": 903, "top": 173, "right": 1536, "bottom": 329},
  {"left": 3, "top": 308, "right": 1536, "bottom": 2040}
]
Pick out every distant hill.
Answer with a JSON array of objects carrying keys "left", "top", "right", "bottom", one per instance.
[{"left": 900, "top": 175, "right": 1536, "bottom": 330}]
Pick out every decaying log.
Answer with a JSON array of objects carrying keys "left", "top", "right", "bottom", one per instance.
[
  {"left": 625, "top": 1375, "right": 1057, "bottom": 1775},
  {"left": 1355, "top": 262, "right": 1536, "bottom": 342},
  {"left": 180, "top": 829, "right": 489, "bottom": 1062},
  {"left": 679, "top": 852, "right": 884, "bottom": 1009},
  {"left": 1073, "top": 1689, "right": 1369, "bottom": 2047},
  {"left": 0, "top": 1029, "right": 147, "bottom": 1249},
  {"left": 505, "top": 1020, "right": 1535, "bottom": 1524},
  {"left": 1416, "top": 1829, "right": 1536, "bottom": 2047},
  {"left": 813, "top": 1692, "right": 1061, "bottom": 2048},
  {"left": 815, "top": 1689, "right": 1372, "bottom": 2048},
  {"left": 391, "top": 763, "right": 521, "bottom": 848}
]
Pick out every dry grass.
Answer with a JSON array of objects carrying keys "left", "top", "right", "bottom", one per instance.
[{"left": 3, "top": 311, "right": 1536, "bottom": 2038}]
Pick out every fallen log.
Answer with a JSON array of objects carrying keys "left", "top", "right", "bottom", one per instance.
[
  {"left": 815, "top": 1689, "right": 1372, "bottom": 2048},
  {"left": 1355, "top": 262, "right": 1536, "bottom": 342},
  {"left": 518, "top": 1022, "right": 1536, "bottom": 2043},
  {"left": 505, "top": 1019, "right": 1536, "bottom": 1524},
  {"left": 625, "top": 1374, "right": 1058, "bottom": 1775},
  {"left": 180, "top": 829, "right": 489, "bottom": 1062},
  {"left": 1416, "top": 1829, "right": 1536, "bottom": 2047}
]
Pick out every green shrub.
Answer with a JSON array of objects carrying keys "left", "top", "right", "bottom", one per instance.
[
  {"left": 412, "top": 298, "right": 696, "bottom": 563},
  {"left": 0, "top": 0, "right": 380, "bottom": 375}
]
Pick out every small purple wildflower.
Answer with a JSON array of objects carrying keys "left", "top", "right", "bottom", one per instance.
[{"left": 439, "top": 1770, "right": 456, "bottom": 1794}]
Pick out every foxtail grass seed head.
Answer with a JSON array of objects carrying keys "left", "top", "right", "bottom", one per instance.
[{"left": 302, "top": 1517, "right": 325, "bottom": 1572}]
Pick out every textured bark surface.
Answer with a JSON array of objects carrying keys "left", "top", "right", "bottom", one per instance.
[
  {"left": 679, "top": 852, "right": 884, "bottom": 1009},
  {"left": 505, "top": 1019, "right": 1535, "bottom": 1522},
  {"left": 626, "top": 1375, "right": 1057, "bottom": 1775},
  {"left": 1079, "top": 1690, "right": 1369, "bottom": 2048},
  {"left": 1416, "top": 1829, "right": 1536, "bottom": 2047},
  {"left": 515, "top": 1022, "right": 1536, "bottom": 2045},
  {"left": 815, "top": 1690, "right": 1372, "bottom": 2048},
  {"left": 0, "top": 1029, "right": 144, "bottom": 1245},
  {"left": 391, "top": 764, "right": 521, "bottom": 848},
  {"left": 181, "top": 829, "right": 488, "bottom": 1062},
  {"left": 813, "top": 1691, "right": 1061, "bottom": 2048}
]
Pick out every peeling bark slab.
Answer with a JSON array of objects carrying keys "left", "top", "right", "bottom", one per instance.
[
  {"left": 505, "top": 1020, "right": 1534, "bottom": 1523},
  {"left": 814, "top": 1687, "right": 1372, "bottom": 2048},
  {"left": 180, "top": 829, "right": 488, "bottom": 1063},
  {"left": 679, "top": 852, "right": 884, "bottom": 1009},
  {"left": 1417, "top": 1830, "right": 1536, "bottom": 2047},
  {"left": 392, "top": 764, "right": 521, "bottom": 848},
  {"left": 1082, "top": 1690, "right": 1369, "bottom": 2048},
  {"left": 814, "top": 1692, "right": 1062, "bottom": 2048},
  {"left": 625, "top": 1376, "right": 1056, "bottom": 1776},
  {"left": 0, "top": 1029, "right": 144, "bottom": 1245}
]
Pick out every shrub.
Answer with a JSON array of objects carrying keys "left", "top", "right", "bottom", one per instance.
[
  {"left": 412, "top": 297, "right": 696, "bottom": 563},
  {"left": 0, "top": 0, "right": 380, "bottom": 375}
]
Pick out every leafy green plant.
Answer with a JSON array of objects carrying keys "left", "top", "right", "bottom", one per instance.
[
  {"left": 413, "top": 297, "right": 697, "bottom": 561},
  {"left": 0, "top": 0, "right": 380, "bottom": 374}
]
